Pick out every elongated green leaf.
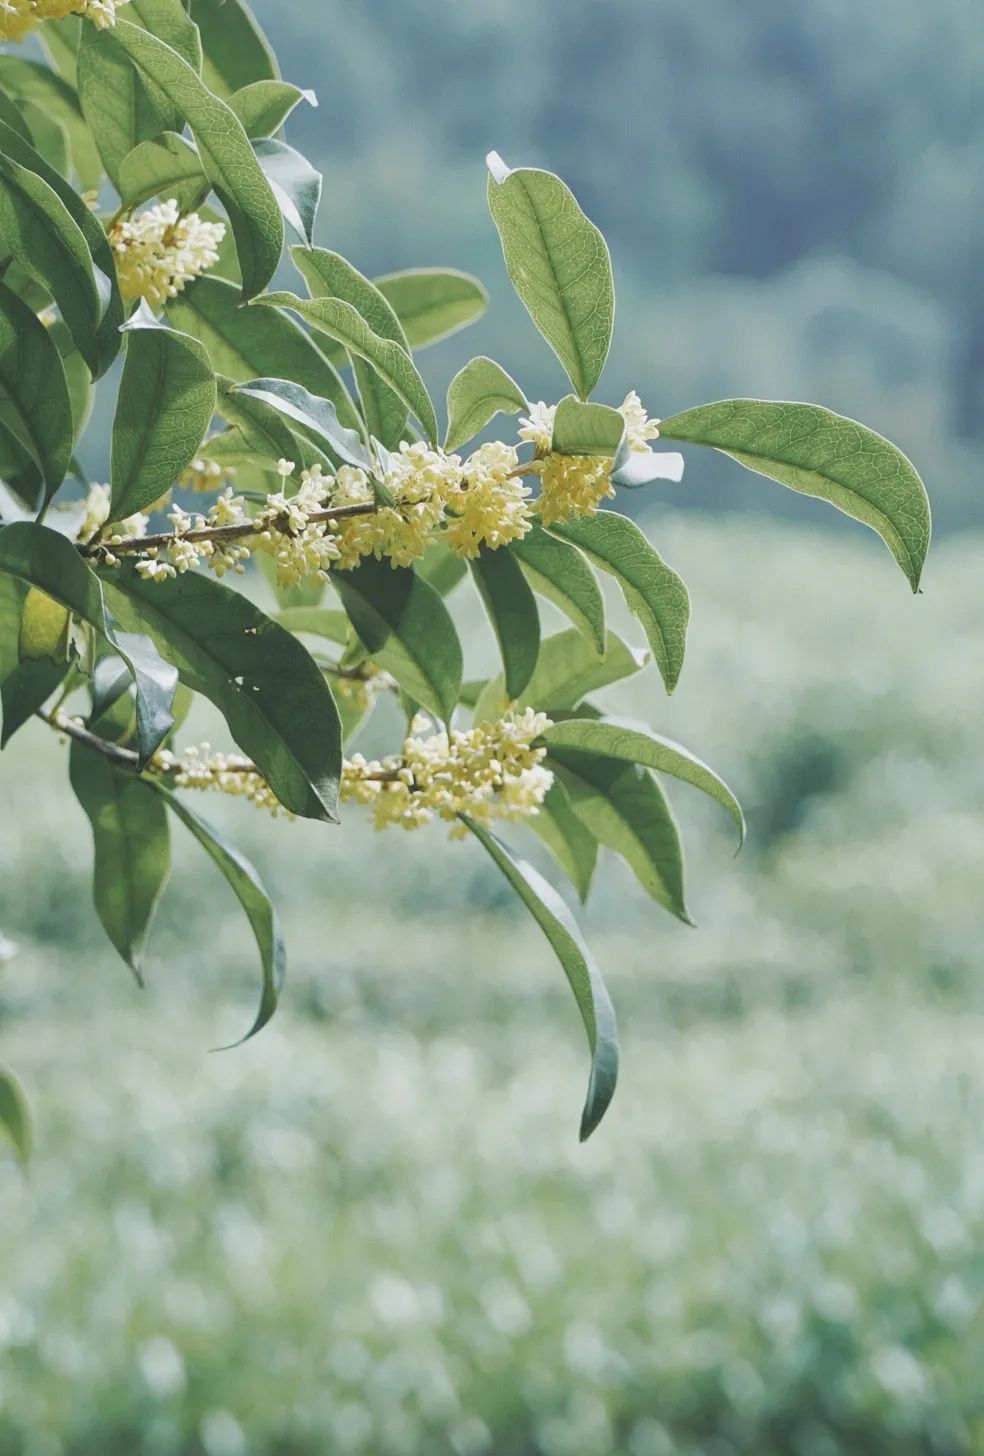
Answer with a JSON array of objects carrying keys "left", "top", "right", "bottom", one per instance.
[
  {"left": 275, "top": 607, "right": 350, "bottom": 644},
  {"left": 257, "top": 292, "right": 438, "bottom": 445},
  {"left": 486, "top": 155, "right": 614, "bottom": 400},
  {"left": 550, "top": 750, "right": 690, "bottom": 923},
  {"left": 0, "top": 54, "right": 102, "bottom": 190},
  {"left": 475, "top": 627, "right": 646, "bottom": 723},
  {"left": 551, "top": 396, "right": 624, "bottom": 456},
  {"left": 527, "top": 776, "right": 598, "bottom": 903},
  {"left": 159, "top": 788, "right": 285, "bottom": 1044},
  {"left": 69, "top": 742, "right": 170, "bottom": 977},
  {"left": 509, "top": 523, "right": 605, "bottom": 656},
  {"left": 229, "top": 80, "right": 316, "bottom": 139},
  {"left": 0, "top": 1065, "right": 30, "bottom": 1165},
  {"left": 610, "top": 435, "right": 685, "bottom": 490},
  {"left": 128, "top": 0, "right": 202, "bottom": 70},
  {"left": 540, "top": 717, "right": 745, "bottom": 846},
  {"left": 167, "top": 276, "right": 359, "bottom": 428},
  {"left": 375, "top": 269, "right": 488, "bottom": 350},
  {"left": 547, "top": 512, "right": 689, "bottom": 693},
  {"left": 465, "top": 818, "right": 617, "bottom": 1140},
  {"left": 658, "top": 398, "right": 932, "bottom": 591},
  {"left": 334, "top": 556, "right": 462, "bottom": 723},
  {"left": 0, "top": 523, "right": 176, "bottom": 761},
  {"left": 253, "top": 138, "right": 321, "bottom": 247},
  {"left": 112, "top": 305, "right": 216, "bottom": 520},
  {"left": 189, "top": 0, "right": 278, "bottom": 97},
  {"left": 445, "top": 356, "right": 526, "bottom": 453},
  {"left": 214, "top": 375, "right": 313, "bottom": 471},
  {"left": 470, "top": 544, "right": 540, "bottom": 701},
  {"left": 416, "top": 538, "right": 467, "bottom": 597},
  {"left": 109, "top": 21, "right": 285, "bottom": 299},
  {"left": 21, "top": 101, "right": 69, "bottom": 179},
  {"left": 0, "top": 91, "right": 31, "bottom": 144},
  {"left": 0, "top": 280, "right": 72, "bottom": 500},
  {"left": 118, "top": 131, "right": 205, "bottom": 208},
  {"left": 77, "top": 22, "right": 168, "bottom": 188},
  {"left": 231, "top": 378, "right": 372, "bottom": 471},
  {"left": 100, "top": 564, "right": 342, "bottom": 821}
]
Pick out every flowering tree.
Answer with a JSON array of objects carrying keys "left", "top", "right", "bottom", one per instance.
[{"left": 0, "top": 0, "right": 931, "bottom": 1153}]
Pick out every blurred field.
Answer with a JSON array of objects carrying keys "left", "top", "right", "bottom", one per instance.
[{"left": 1, "top": 515, "right": 983, "bottom": 1453}]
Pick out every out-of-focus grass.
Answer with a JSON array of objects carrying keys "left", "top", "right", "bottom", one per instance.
[{"left": 1, "top": 515, "right": 982, "bottom": 1454}]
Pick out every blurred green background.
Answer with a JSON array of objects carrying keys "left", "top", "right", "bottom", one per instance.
[{"left": 2, "top": 2, "right": 982, "bottom": 1452}]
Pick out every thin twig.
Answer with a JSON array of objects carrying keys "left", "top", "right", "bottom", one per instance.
[
  {"left": 77, "top": 499, "right": 379, "bottom": 559},
  {"left": 39, "top": 711, "right": 140, "bottom": 771}
]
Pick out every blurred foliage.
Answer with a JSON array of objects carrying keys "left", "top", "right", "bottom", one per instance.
[{"left": 1, "top": 517, "right": 983, "bottom": 1452}]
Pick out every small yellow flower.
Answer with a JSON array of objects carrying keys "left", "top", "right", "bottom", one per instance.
[
  {"left": 0, "top": 0, "right": 129, "bottom": 41},
  {"left": 443, "top": 442, "right": 532, "bottom": 558},
  {"left": 110, "top": 201, "right": 225, "bottom": 308}
]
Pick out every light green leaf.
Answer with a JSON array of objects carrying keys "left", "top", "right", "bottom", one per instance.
[
  {"left": 0, "top": 1064, "right": 31, "bottom": 1165},
  {"left": 375, "top": 268, "right": 488, "bottom": 350},
  {"left": 214, "top": 375, "right": 315, "bottom": 472},
  {"left": 551, "top": 395, "right": 624, "bottom": 456},
  {"left": 0, "top": 280, "right": 73, "bottom": 500},
  {"left": 610, "top": 436, "right": 685, "bottom": 490},
  {"left": 444, "top": 356, "right": 526, "bottom": 453},
  {"left": 275, "top": 607, "right": 350, "bottom": 644},
  {"left": 189, "top": 0, "right": 278, "bottom": 97},
  {"left": 77, "top": 22, "right": 168, "bottom": 188},
  {"left": 416, "top": 538, "right": 467, "bottom": 597},
  {"left": 527, "top": 776, "right": 598, "bottom": 904},
  {"left": 253, "top": 138, "right": 321, "bottom": 247},
  {"left": 469, "top": 544, "right": 540, "bottom": 701},
  {"left": 21, "top": 101, "right": 70, "bottom": 179},
  {"left": 127, "top": 0, "right": 202, "bottom": 71},
  {"left": 464, "top": 817, "right": 618, "bottom": 1141},
  {"left": 474, "top": 627, "right": 647, "bottom": 723},
  {"left": 228, "top": 80, "right": 316, "bottom": 139},
  {"left": 69, "top": 741, "right": 170, "bottom": 979},
  {"left": 118, "top": 131, "right": 205, "bottom": 208},
  {"left": 334, "top": 556, "right": 462, "bottom": 723},
  {"left": 509, "top": 522, "right": 605, "bottom": 656},
  {"left": 658, "top": 398, "right": 932, "bottom": 591},
  {"left": 39, "top": 15, "right": 83, "bottom": 86},
  {"left": 0, "top": 90, "right": 31, "bottom": 144},
  {"left": 109, "top": 20, "right": 285, "bottom": 299},
  {"left": 256, "top": 292, "right": 438, "bottom": 445},
  {"left": 486, "top": 155, "right": 614, "bottom": 400},
  {"left": 158, "top": 788, "right": 285, "bottom": 1044},
  {"left": 0, "top": 54, "right": 102, "bottom": 191},
  {"left": 231, "top": 378, "right": 372, "bottom": 471},
  {"left": 540, "top": 716, "right": 745, "bottom": 846},
  {"left": 0, "top": 582, "right": 72, "bottom": 747},
  {"left": 111, "top": 305, "right": 216, "bottom": 520},
  {"left": 549, "top": 750, "right": 691, "bottom": 923},
  {"left": 547, "top": 512, "right": 689, "bottom": 693}
]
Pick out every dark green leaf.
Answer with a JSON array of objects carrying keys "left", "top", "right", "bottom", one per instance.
[
  {"left": 0, "top": 1064, "right": 31, "bottom": 1165},
  {"left": 21, "top": 101, "right": 70, "bottom": 179},
  {"left": 0, "top": 54, "right": 102, "bottom": 191},
  {"left": 445, "top": 356, "right": 526, "bottom": 454},
  {"left": 77, "top": 22, "right": 168, "bottom": 188},
  {"left": 375, "top": 268, "right": 488, "bottom": 349},
  {"left": 253, "top": 138, "right": 321, "bottom": 247},
  {"left": 189, "top": 0, "right": 278, "bottom": 97},
  {"left": 0, "top": 279, "right": 73, "bottom": 500},
  {"left": 214, "top": 375, "right": 317, "bottom": 472},
  {"left": 551, "top": 395, "right": 624, "bottom": 456},
  {"left": 658, "top": 398, "right": 932, "bottom": 591},
  {"left": 464, "top": 818, "right": 618, "bottom": 1141},
  {"left": 0, "top": 582, "right": 72, "bottom": 746},
  {"left": 470, "top": 544, "right": 540, "bottom": 701},
  {"left": 228, "top": 80, "right": 316, "bottom": 139},
  {"left": 510, "top": 522, "right": 605, "bottom": 655},
  {"left": 527, "top": 776, "right": 598, "bottom": 903}
]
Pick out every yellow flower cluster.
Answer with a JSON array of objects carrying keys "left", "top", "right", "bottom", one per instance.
[
  {"left": 74, "top": 482, "right": 149, "bottom": 556},
  {"left": 0, "top": 0, "right": 127, "bottom": 41},
  {"left": 109, "top": 201, "right": 226, "bottom": 308},
  {"left": 340, "top": 709, "right": 553, "bottom": 834},
  {"left": 179, "top": 458, "right": 236, "bottom": 494},
  {"left": 519, "top": 391, "right": 662, "bottom": 526},
  {"left": 151, "top": 745, "right": 289, "bottom": 818}
]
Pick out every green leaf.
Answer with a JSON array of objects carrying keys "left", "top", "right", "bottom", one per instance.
[
  {"left": 109, "top": 20, "right": 285, "bottom": 300},
  {"left": 374, "top": 268, "right": 488, "bottom": 350},
  {"left": 0, "top": 582, "right": 72, "bottom": 747},
  {"left": 111, "top": 304, "right": 216, "bottom": 520},
  {"left": 230, "top": 378, "right": 372, "bottom": 472},
  {"left": 486, "top": 155, "right": 614, "bottom": 400},
  {"left": 167, "top": 275, "right": 359, "bottom": 429},
  {"left": 77, "top": 22, "right": 168, "bottom": 189},
  {"left": 551, "top": 395, "right": 624, "bottom": 457},
  {"left": 547, "top": 512, "right": 689, "bottom": 693},
  {"left": 0, "top": 279, "right": 73, "bottom": 500},
  {"left": 100, "top": 564, "right": 342, "bottom": 821},
  {"left": 228, "top": 80, "right": 316, "bottom": 139},
  {"left": 158, "top": 787, "right": 285, "bottom": 1044},
  {"left": 475, "top": 627, "right": 646, "bottom": 722},
  {"left": 526, "top": 777, "right": 597, "bottom": 903},
  {"left": 469, "top": 544, "right": 540, "bottom": 701},
  {"left": 444, "top": 356, "right": 526, "bottom": 454},
  {"left": 0, "top": 523, "right": 177, "bottom": 762},
  {"left": 0, "top": 90, "right": 31, "bottom": 145},
  {"left": 509, "top": 522, "right": 605, "bottom": 656},
  {"left": 39, "top": 16, "right": 83, "bottom": 86},
  {"left": 127, "top": 0, "right": 202, "bottom": 71},
  {"left": 253, "top": 138, "right": 321, "bottom": 247},
  {"left": 0, "top": 55, "right": 102, "bottom": 191},
  {"left": 256, "top": 292, "right": 438, "bottom": 445},
  {"left": 275, "top": 606, "right": 350, "bottom": 645},
  {"left": 333, "top": 556, "right": 462, "bottom": 723},
  {"left": 214, "top": 375, "right": 311, "bottom": 470},
  {"left": 189, "top": 0, "right": 279, "bottom": 97},
  {"left": 464, "top": 818, "right": 617, "bottom": 1141},
  {"left": 416, "top": 538, "right": 467, "bottom": 598},
  {"left": 20, "top": 101, "right": 70, "bottom": 180},
  {"left": 609, "top": 436, "right": 685, "bottom": 490},
  {"left": 0, "top": 1064, "right": 31, "bottom": 1165},
  {"left": 657, "top": 398, "right": 932, "bottom": 592},
  {"left": 549, "top": 750, "right": 690, "bottom": 923},
  {"left": 69, "top": 742, "right": 170, "bottom": 978},
  {"left": 117, "top": 131, "right": 205, "bottom": 209},
  {"left": 540, "top": 716, "right": 745, "bottom": 847}
]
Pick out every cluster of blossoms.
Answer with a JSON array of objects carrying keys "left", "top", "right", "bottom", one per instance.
[
  {"left": 108, "top": 201, "right": 226, "bottom": 308},
  {"left": 73, "top": 482, "right": 150, "bottom": 557},
  {"left": 179, "top": 458, "right": 236, "bottom": 494},
  {"left": 0, "top": 0, "right": 127, "bottom": 41},
  {"left": 340, "top": 709, "right": 553, "bottom": 834},
  {"left": 519, "top": 391, "right": 662, "bottom": 525},
  {"left": 150, "top": 745, "right": 288, "bottom": 818}
]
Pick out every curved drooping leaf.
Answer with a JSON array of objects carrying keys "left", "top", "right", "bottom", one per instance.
[
  {"left": 549, "top": 749, "right": 691, "bottom": 923},
  {"left": 109, "top": 20, "right": 285, "bottom": 299},
  {"left": 540, "top": 717, "right": 745, "bottom": 847},
  {"left": 0, "top": 54, "right": 101, "bottom": 190},
  {"left": 486, "top": 154, "right": 614, "bottom": 401},
  {"left": 0, "top": 523, "right": 176, "bottom": 762},
  {"left": 100, "top": 564, "right": 343, "bottom": 821},
  {"left": 658, "top": 398, "right": 932, "bottom": 591},
  {"left": 158, "top": 787, "right": 285, "bottom": 1045},
  {"left": 20, "top": 101, "right": 70, "bottom": 179},
  {"left": 0, "top": 582, "right": 73, "bottom": 747},
  {"left": 231, "top": 378, "right": 373, "bottom": 471},
  {"left": 551, "top": 395, "right": 624, "bottom": 457},
  {"left": 509, "top": 523, "right": 605, "bottom": 656},
  {"left": 469, "top": 544, "right": 540, "bottom": 701},
  {"left": 445, "top": 356, "right": 527, "bottom": 453},
  {"left": 111, "top": 305, "right": 216, "bottom": 520},
  {"left": 610, "top": 435, "right": 686, "bottom": 490},
  {"left": 464, "top": 818, "right": 618, "bottom": 1141},
  {"left": 189, "top": 0, "right": 279, "bottom": 97},
  {"left": 256, "top": 292, "right": 438, "bottom": 445},
  {"left": 375, "top": 268, "right": 488, "bottom": 350},
  {"left": 0, "top": 279, "right": 73, "bottom": 500},
  {"left": 69, "top": 741, "right": 170, "bottom": 979},
  {"left": 547, "top": 512, "right": 690, "bottom": 693},
  {"left": 527, "top": 776, "right": 598, "bottom": 904},
  {"left": 214, "top": 375, "right": 317, "bottom": 472},
  {"left": 0, "top": 1064, "right": 31, "bottom": 1165},
  {"left": 127, "top": 0, "right": 202, "bottom": 71},
  {"left": 333, "top": 556, "right": 462, "bottom": 723},
  {"left": 0, "top": 92, "right": 31, "bottom": 144},
  {"left": 228, "top": 80, "right": 316, "bottom": 139},
  {"left": 474, "top": 627, "right": 647, "bottom": 724},
  {"left": 117, "top": 131, "right": 205, "bottom": 209},
  {"left": 253, "top": 138, "right": 321, "bottom": 247},
  {"left": 77, "top": 22, "right": 168, "bottom": 188}
]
